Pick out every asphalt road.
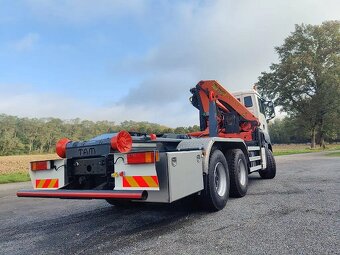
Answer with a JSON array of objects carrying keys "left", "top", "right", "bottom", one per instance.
[{"left": 0, "top": 152, "right": 339, "bottom": 255}]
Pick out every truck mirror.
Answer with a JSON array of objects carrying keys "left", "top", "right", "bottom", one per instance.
[{"left": 264, "top": 101, "right": 275, "bottom": 121}]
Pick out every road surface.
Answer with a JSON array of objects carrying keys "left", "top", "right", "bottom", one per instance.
[{"left": 0, "top": 152, "right": 339, "bottom": 255}]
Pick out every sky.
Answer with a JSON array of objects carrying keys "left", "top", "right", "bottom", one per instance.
[{"left": 0, "top": 0, "right": 339, "bottom": 127}]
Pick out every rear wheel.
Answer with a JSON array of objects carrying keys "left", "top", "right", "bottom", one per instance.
[
  {"left": 259, "top": 148, "right": 276, "bottom": 179},
  {"left": 201, "top": 149, "right": 230, "bottom": 211},
  {"left": 226, "top": 149, "right": 248, "bottom": 197}
]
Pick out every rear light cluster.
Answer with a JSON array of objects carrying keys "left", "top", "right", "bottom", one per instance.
[
  {"left": 127, "top": 151, "right": 159, "bottom": 164},
  {"left": 31, "top": 161, "right": 52, "bottom": 171}
]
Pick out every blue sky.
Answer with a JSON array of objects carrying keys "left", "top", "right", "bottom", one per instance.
[{"left": 0, "top": 0, "right": 339, "bottom": 127}]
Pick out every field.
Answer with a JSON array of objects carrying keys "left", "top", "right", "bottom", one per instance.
[
  {"left": 0, "top": 144, "right": 339, "bottom": 184},
  {"left": 0, "top": 154, "right": 59, "bottom": 174},
  {"left": 0, "top": 154, "right": 59, "bottom": 184}
]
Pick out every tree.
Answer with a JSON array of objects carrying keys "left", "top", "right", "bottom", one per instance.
[
  {"left": 0, "top": 114, "right": 205, "bottom": 155},
  {"left": 257, "top": 21, "right": 340, "bottom": 148},
  {"left": 268, "top": 117, "right": 310, "bottom": 144}
]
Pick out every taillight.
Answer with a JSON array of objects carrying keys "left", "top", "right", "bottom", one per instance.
[
  {"left": 127, "top": 151, "right": 159, "bottom": 164},
  {"left": 56, "top": 138, "right": 71, "bottom": 158},
  {"left": 111, "top": 130, "right": 132, "bottom": 153},
  {"left": 31, "top": 161, "right": 52, "bottom": 171}
]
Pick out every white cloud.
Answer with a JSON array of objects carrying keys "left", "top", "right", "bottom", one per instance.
[
  {"left": 113, "top": 0, "right": 340, "bottom": 126},
  {"left": 0, "top": 85, "right": 197, "bottom": 127},
  {"left": 117, "top": 0, "right": 340, "bottom": 90},
  {"left": 12, "top": 33, "right": 40, "bottom": 52}
]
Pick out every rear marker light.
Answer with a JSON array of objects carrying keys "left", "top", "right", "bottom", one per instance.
[
  {"left": 127, "top": 151, "right": 159, "bottom": 164},
  {"left": 56, "top": 138, "right": 71, "bottom": 158},
  {"left": 31, "top": 161, "right": 51, "bottom": 171}
]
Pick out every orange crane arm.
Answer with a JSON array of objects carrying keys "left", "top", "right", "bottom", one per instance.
[
  {"left": 189, "top": 80, "right": 259, "bottom": 141},
  {"left": 196, "top": 80, "right": 259, "bottom": 123}
]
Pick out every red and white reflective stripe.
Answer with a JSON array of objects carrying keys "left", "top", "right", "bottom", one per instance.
[
  {"left": 122, "top": 176, "right": 159, "bottom": 188},
  {"left": 31, "top": 161, "right": 51, "bottom": 171},
  {"left": 35, "top": 179, "right": 59, "bottom": 189}
]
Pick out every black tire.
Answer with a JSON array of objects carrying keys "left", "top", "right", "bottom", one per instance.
[
  {"left": 201, "top": 149, "right": 230, "bottom": 211},
  {"left": 259, "top": 148, "right": 276, "bottom": 179},
  {"left": 105, "top": 199, "right": 131, "bottom": 207},
  {"left": 226, "top": 149, "right": 248, "bottom": 198}
]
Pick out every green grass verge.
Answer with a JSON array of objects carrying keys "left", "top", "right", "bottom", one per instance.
[
  {"left": 326, "top": 151, "right": 340, "bottom": 157},
  {"left": 274, "top": 149, "right": 318, "bottom": 156},
  {"left": 0, "top": 172, "right": 30, "bottom": 184},
  {"left": 273, "top": 147, "right": 340, "bottom": 156}
]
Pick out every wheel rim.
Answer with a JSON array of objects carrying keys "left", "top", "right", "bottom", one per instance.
[
  {"left": 238, "top": 158, "right": 247, "bottom": 186},
  {"left": 214, "top": 162, "right": 227, "bottom": 197}
]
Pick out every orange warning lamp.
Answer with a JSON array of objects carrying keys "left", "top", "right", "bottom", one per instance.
[{"left": 111, "top": 130, "right": 132, "bottom": 153}]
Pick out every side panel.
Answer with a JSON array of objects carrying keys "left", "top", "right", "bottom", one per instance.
[
  {"left": 29, "top": 159, "right": 67, "bottom": 190},
  {"left": 167, "top": 151, "right": 203, "bottom": 202},
  {"left": 145, "top": 151, "right": 204, "bottom": 203}
]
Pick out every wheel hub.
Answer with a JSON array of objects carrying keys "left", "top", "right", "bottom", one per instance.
[
  {"left": 238, "top": 158, "right": 247, "bottom": 186},
  {"left": 214, "top": 162, "right": 227, "bottom": 197}
]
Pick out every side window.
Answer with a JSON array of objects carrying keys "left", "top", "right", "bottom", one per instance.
[
  {"left": 259, "top": 98, "right": 266, "bottom": 115},
  {"left": 244, "top": 96, "right": 253, "bottom": 107},
  {"left": 237, "top": 98, "right": 241, "bottom": 102}
]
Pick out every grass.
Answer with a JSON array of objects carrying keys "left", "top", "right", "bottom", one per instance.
[
  {"left": 272, "top": 144, "right": 340, "bottom": 156},
  {"left": 325, "top": 151, "right": 340, "bottom": 157},
  {"left": 0, "top": 172, "right": 30, "bottom": 184}
]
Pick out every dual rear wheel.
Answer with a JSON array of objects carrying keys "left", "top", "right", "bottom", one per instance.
[{"left": 201, "top": 148, "right": 249, "bottom": 211}]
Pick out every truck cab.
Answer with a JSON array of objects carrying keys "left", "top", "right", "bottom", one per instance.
[{"left": 232, "top": 89, "right": 275, "bottom": 143}]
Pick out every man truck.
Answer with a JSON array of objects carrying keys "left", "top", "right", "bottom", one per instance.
[{"left": 17, "top": 80, "right": 276, "bottom": 211}]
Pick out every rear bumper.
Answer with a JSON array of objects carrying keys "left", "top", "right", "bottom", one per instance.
[{"left": 17, "top": 189, "right": 148, "bottom": 200}]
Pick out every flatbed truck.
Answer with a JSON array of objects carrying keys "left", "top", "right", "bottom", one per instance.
[{"left": 17, "top": 80, "right": 276, "bottom": 211}]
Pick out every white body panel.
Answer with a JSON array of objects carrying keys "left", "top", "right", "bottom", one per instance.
[
  {"left": 167, "top": 151, "right": 204, "bottom": 202},
  {"left": 113, "top": 153, "right": 159, "bottom": 191},
  {"left": 232, "top": 90, "right": 269, "bottom": 137},
  {"left": 29, "top": 159, "right": 67, "bottom": 190},
  {"left": 146, "top": 150, "right": 203, "bottom": 203}
]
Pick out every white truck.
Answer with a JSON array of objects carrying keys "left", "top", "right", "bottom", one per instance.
[{"left": 17, "top": 80, "right": 276, "bottom": 211}]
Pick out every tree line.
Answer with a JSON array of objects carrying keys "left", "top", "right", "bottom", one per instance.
[
  {"left": 0, "top": 113, "right": 338, "bottom": 156},
  {"left": 268, "top": 117, "right": 339, "bottom": 145},
  {"left": 0, "top": 114, "right": 200, "bottom": 156}
]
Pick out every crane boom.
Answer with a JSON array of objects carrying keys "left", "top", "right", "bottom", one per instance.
[{"left": 189, "top": 80, "right": 259, "bottom": 141}]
